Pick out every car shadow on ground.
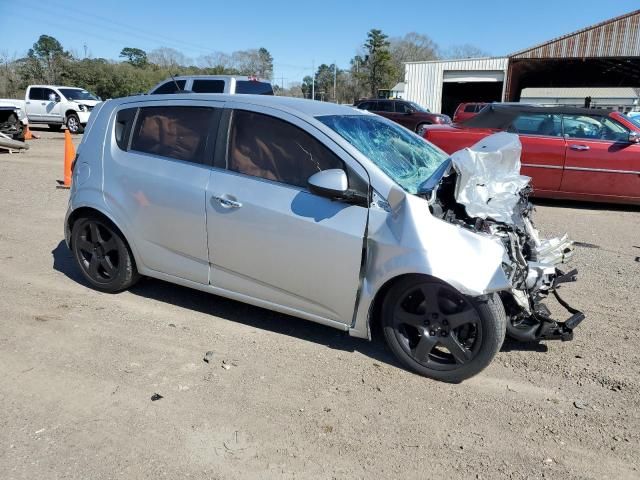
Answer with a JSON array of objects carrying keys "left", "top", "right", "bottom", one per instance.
[
  {"left": 52, "top": 240, "right": 548, "bottom": 370},
  {"left": 532, "top": 197, "right": 640, "bottom": 212}
]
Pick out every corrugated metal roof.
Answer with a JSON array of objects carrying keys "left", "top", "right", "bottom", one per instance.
[
  {"left": 511, "top": 9, "right": 640, "bottom": 58},
  {"left": 521, "top": 87, "right": 640, "bottom": 98}
]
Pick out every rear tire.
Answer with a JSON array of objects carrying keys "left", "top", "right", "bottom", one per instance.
[
  {"left": 71, "top": 215, "right": 139, "bottom": 293},
  {"left": 382, "top": 276, "right": 506, "bottom": 383},
  {"left": 48, "top": 124, "right": 62, "bottom": 132}
]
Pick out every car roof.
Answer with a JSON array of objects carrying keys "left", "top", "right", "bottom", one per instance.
[
  {"left": 114, "top": 93, "right": 367, "bottom": 118},
  {"left": 29, "top": 85, "right": 83, "bottom": 89},
  {"left": 462, "top": 103, "right": 615, "bottom": 129},
  {"left": 163, "top": 75, "right": 270, "bottom": 82}
]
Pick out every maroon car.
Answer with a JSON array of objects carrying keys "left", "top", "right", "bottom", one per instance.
[
  {"left": 423, "top": 104, "right": 640, "bottom": 205},
  {"left": 453, "top": 102, "right": 487, "bottom": 123},
  {"left": 354, "top": 99, "right": 451, "bottom": 134}
]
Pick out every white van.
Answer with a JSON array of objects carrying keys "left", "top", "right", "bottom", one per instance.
[{"left": 148, "top": 75, "right": 273, "bottom": 95}]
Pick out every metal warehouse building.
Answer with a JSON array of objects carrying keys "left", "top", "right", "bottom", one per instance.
[{"left": 405, "top": 9, "right": 640, "bottom": 116}]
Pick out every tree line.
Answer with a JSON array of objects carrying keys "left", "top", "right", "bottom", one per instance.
[{"left": 0, "top": 31, "right": 486, "bottom": 102}]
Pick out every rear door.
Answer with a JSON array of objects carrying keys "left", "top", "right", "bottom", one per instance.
[
  {"left": 25, "top": 87, "right": 45, "bottom": 121},
  {"left": 509, "top": 113, "right": 565, "bottom": 192},
  {"left": 104, "top": 100, "right": 222, "bottom": 284},
  {"left": 561, "top": 114, "right": 640, "bottom": 199},
  {"left": 205, "top": 105, "right": 369, "bottom": 323}
]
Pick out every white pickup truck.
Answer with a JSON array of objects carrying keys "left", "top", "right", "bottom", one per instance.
[{"left": 23, "top": 85, "right": 101, "bottom": 134}]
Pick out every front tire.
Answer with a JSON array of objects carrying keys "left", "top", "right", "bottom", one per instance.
[
  {"left": 71, "top": 215, "right": 139, "bottom": 293},
  {"left": 66, "top": 113, "right": 84, "bottom": 134},
  {"left": 382, "top": 276, "right": 506, "bottom": 383},
  {"left": 415, "top": 123, "right": 430, "bottom": 136}
]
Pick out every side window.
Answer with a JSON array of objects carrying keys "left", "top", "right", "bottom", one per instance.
[
  {"left": 357, "top": 102, "right": 373, "bottom": 110},
  {"left": 599, "top": 116, "right": 629, "bottom": 142},
  {"left": 562, "top": 115, "right": 604, "bottom": 140},
  {"left": 28, "top": 88, "right": 43, "bottom": 100},
  {"left": 377, "top": 101, "right": 394, "bottom": 112},
  {"left": 114, "top": 108, "right": 137, "bottom": 151},
  {"left": 227, "top": 110, "right": 343, "bottom": 188},
  {"left": 396, "top": 102, "right": 413, "bottom": 113},
  {"left": 234, "top": 81, "right": 274, "bottom": 95},
  {"left": 192, "top": 79, "right": 225, "bottom": 93},
  {"left": 151, "top": 80, "right": 186, "bottom": 94},
  {"left": 130, "top": 106, "right": 214, "bottom": 163},
  {"left": 42, "top": 88, "right": 57, "bottom": 102},
  {"left": 511, "top": 113, "right": 561, "bottom": 136},
  {"left": 464, "top": 104, "right": 476, "bottom": 113}
]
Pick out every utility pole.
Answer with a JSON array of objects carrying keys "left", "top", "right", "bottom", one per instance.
[
  {"left": 311, "top": 60, "right": 315, "bottom": 101},
  {"left": 83, "top": 43, "right": 88, "bottom": 58},
  {"left": 333, "top": 62, "right": 337, "bottom": 103}
]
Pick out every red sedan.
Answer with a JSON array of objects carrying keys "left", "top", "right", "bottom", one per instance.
[{"left": 422, "top": 104, "right": 640, "bottom": 205}]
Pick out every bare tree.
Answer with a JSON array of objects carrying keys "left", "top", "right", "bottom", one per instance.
[
  {"left": 148, "top": 47, "right": 190, "bottom": 69},
  {"left": 198, "top": 51, "right": 232, "bottom": 69},
  {"left": 389, "top": 32, "right": 440, "bottom": 83},
  {"left": 443, "top": 44, "right": 489, "bottom": 59}
]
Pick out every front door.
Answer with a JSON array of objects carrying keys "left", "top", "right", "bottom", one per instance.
[
  {"left": 561, "top": 114, "right": 640, "bottom": 200},
  {"left": 104, "top": 101, "right": 221, "bottom": 284},
  {"left": 206, "top": 107, "right": 369, "bottom": 324},
  {"left": 41, "top": 88, "right": 63, "bottom": 123}
]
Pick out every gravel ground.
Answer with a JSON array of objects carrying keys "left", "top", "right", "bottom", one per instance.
[{"left": 1, "top": 130, "right": 639, "bottom": 479}]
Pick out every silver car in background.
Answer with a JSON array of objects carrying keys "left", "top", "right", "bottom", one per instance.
[{"left": 64, "top": 94, "right": 583, "bottom": 382}]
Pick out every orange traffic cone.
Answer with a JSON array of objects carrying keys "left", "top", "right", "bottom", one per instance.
[
  {"left": 23, "top": 125, "right": 33, "bottom": 140},
  {"left": 56, "top": 130, "right": 75, "bottom": 189}
]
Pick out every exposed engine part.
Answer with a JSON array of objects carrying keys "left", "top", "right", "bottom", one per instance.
[{"left": 429, "top": 132, "right": 584, "bottom": 343}]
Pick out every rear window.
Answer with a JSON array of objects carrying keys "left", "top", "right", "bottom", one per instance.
[
  {"left": 130, "top": 106, "right": 214, "bottom": 163},
  {"left": 114, "top": 108, "right": 137, "bottom": 150},
  {"left": 151, "top": 80, "right": 187, "bottom": 94},
  {"left": 191, "top": 79, "right": 225, "bottom": 93},
  {"left": 234, "top": 81, "right": 274, "bottom": 95}
]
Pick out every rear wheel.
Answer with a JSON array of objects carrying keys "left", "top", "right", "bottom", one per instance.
[
  {"left": 71, "top": 215, "right": 139, "bottom": 293},
  {"left": 66, "top": 113, "right": 84, "bottom": 134},
  {"left": 48, "top": 124, "right": 62, "bottom": 132},
  {"left": 382, "top": 276, "right": 506, "bottom": 382}
]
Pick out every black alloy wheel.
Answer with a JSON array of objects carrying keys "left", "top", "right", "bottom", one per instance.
[
  {"left": 71, "top": 216, "right": 139, "bottom": 292},
  {"left": 382, "top": 277, "right": 506, "bottom": 382}
]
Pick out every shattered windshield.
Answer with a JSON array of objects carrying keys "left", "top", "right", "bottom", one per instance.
[{"left": 317, "top": 114, "right": 447, "bottom": 194}]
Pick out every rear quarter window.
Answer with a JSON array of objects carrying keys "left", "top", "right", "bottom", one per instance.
[{"left": 114, "top": 108, "right": 138, "bottom": 151}]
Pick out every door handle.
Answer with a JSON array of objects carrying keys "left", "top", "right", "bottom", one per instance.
[
  {"left": 41, "top": 102, "right": 46, "bottom": 105},
  {"left": 213, "top": 195, "right": 242, "bottom": 208},
  {"left": 569, "top": 144, "right": 590, "bottom": 151}
]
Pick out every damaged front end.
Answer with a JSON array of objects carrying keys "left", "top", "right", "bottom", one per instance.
[{"left": 425, "top": 132, "right": 585, "bottom": 342}]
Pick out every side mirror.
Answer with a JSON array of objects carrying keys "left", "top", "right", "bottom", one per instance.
[
  {"left": 629, "top": 131, "right": 640, "bottom": 143},
  {"left": 406, "top": 108, "right": 415, "bottom": 115},
  {"left": 48, "top": 93, "right": 57, "bottom": 102},
  {"left": 308, "top": 169, "right": 369, "bottom": 206},
  {"left": 308, "top": 169, "right": 348, "bottom": 198}
]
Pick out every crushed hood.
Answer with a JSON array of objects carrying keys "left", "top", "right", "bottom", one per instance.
[{"left": 450, "top": 132, "right": 530, "bottom": 224}]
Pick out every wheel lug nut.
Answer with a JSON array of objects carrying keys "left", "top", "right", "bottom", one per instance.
[
  {"left": 442, "top": 319, "right": 448, "bottom": 326},
  {"left": 429, "top": 330, "right": 435, "bottom": 336},
  {"left": 440, "top": 331, "right": 447, "bottom": 337}
]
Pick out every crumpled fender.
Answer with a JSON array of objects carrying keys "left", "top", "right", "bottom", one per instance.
[{"left": 349, "top": 190, "right": 510, "bottom": 339}]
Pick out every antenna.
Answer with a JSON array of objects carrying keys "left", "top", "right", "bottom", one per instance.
[{"left": 169, "top": 73, "right": 182, "bottom": 91}]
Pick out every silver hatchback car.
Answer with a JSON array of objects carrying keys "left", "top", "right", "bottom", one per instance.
[{"left": 65, "top": 94, "right": 583, "bottom": 382}]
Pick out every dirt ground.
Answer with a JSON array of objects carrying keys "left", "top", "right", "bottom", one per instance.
[{"left": 1, "top": 129, "right": 639, "bottom": 480}]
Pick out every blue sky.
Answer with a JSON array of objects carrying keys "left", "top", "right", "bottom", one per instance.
[{"left": 1, "top": 0, "right": 638, "bottom": 87}]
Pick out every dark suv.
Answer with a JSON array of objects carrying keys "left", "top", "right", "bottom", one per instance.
[{"left": 354, "top": 99, "right": 451, "bottom": 134}]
